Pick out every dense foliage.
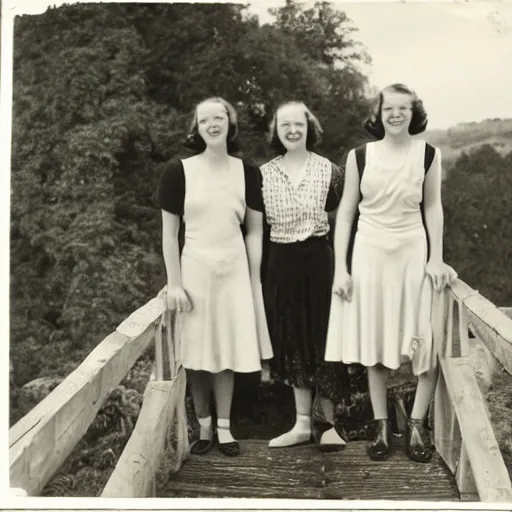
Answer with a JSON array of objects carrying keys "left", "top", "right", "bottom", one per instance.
[
  {"left": 443, "top": 144, "right": 512, "bottom": 306},
  {"left": 10, "top": 1, "right": 372, "bottom": 422}
]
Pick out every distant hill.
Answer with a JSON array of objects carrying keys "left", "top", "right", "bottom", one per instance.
[{"left": 418, "top": 118, "right": 512, "bottom": 170}]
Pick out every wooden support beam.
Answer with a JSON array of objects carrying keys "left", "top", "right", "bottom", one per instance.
[
  {"left": 440, "top": 357, "right": 512, "bottom": 502},
  {"left": 9, "top": 296, "right": 164, "bottom": 496},
  {"left": 101, "top": 369, "right": 186, "bottom": 497},
  {"left": 456, "top": 442, "right": 478, "bottom": 498},
  {"left": 434, "top": 368, "right": 460, "bottom": 473},
  {"left": 450, "top": 280, "right": 512, "bottom": 373}
]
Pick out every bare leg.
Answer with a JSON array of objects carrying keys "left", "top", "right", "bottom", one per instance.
[
  {"left": 368, "top": 364, "right": 390, "bottom": 419},
  {"left": 269, "top": 387, "right": 312, "bottom": 448},
  {"left": 213, "top": 369, "right": 235, "bottom": 443},
  {"left": 366, "top": 364, "right": 391, "bottom": 460},
  {"left": 406, "top": 367, "right": 438, "bottom": 463},
  {"left": 411, "top": 367, "right": 438, "bottom": 420},
  {"left": 188, "top": 370, "right": 213, "bottom": 441}
]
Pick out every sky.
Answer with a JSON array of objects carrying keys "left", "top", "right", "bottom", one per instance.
[
  {"left": 3, "top": 0, "right": 512, "bottom": 129},
  {"left": 250, "top": 0, "right": 512, "bottom": 129}
]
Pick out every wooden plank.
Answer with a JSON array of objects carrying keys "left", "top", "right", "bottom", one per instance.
[
  {"left": 450, "top": 280, "right": 512, "bottom": 373},
  {"left": 154, "top": 309, "right": 177, "bottom": 381},
  {"left": 457, "top": 300, "right": 470, "bottom": 357},
  {"left": 440, "top": 357, "right": 512, "bottom": 501},
  {"left": 434, "top": 366, "right": 461, "bottom": 473},
  {"left": 101, "top": 369, "right": 186, "bottom": 497},
  {"left": 456, "top": 442, "right": 477, "bottom": 496},
  {"left": 116, "top": 295, "right": 165, "bottom": 338},
  {"left": 160, "top": 439, "right": 458, "bottom": 500},
  {"left": 433, "top": 291, "right": 454, "bottom": 358},
  {"left": 9, "top": 323, "right": 156, "bottom": 496}
]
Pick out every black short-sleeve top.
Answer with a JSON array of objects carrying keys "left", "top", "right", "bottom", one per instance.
[
  {"left": 246, "top": 152, "right": 344, "bottom": 243},
  {"left": 155, "top": 158, "right": 263, "bottom": 216}
]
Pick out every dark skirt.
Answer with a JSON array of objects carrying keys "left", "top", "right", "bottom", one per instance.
[{"left": 263, "top": 236, "right": 367, "bottom": 409}]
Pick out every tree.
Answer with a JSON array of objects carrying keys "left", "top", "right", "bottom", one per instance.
[
  {"left": 443, "top": 145, "right": 512, "bottom": 305},
  {"left": 10, "top": 2, "right": 372, "bottom": 407}
]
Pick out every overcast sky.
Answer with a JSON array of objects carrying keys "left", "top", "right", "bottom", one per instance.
[
  {"left": 4, "top": 0, "right": 512, "bottom": 129},
  {"left": 251, "top": 0, "right": 512, "bottom": 129}
]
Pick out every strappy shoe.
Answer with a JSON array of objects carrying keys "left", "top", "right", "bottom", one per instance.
[
  {"left": 406, "top": 418, "right": 435, "bottom": 463},
  {"left": 366, "top": 419, "right": 391, "bottom": 461},
  {"left": 217, "top": 425, "right": 240, "bottom": 457},
  {"left": 314, "top": 421, "right": 348, "bottom": 453},
  {"left": 190, "top": 435, "right": 215, "bottom": 455},
  {"left": 190, "top": 424, "right": 215, "bottom": 455}
]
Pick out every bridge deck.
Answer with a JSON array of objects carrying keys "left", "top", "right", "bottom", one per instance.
[{"left": 159, "top": 438, "right": 460, "bottom": 500}]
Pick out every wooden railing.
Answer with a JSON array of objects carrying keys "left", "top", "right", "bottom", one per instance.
[
  {"left": 9, "top": 288, "right": 189, "bottom": 498},
  {"left": 434, "top": 281, "right": 512, "bottom": 502},
  {"left": 8, "top": 280, "right": 512, "bottom": 501}
]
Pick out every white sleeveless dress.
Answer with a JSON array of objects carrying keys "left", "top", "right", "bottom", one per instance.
[
  {"left": 325, "top": 140, "right": 434, "bottom": 374},
  {"left": 177, "top": 156, "right": 272, "bottom": 373}
]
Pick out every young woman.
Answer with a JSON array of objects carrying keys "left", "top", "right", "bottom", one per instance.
[
  {"left": 248, "top": 101, "right": 364, "bottom": 451},
  {"left": 325, "top": 84, "right": 457, "bottom": 462},
  {"left": 155, "top": 97, "right": 273, "bottom": 457}
]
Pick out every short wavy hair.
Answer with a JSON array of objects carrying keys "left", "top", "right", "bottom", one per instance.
[
  {"left": 184, "top": 97, "right": 239, "bottom": 153},
  {"left": 364, "top": 83, "right": 428, "bottom": 139},
  {"left": 268, "top": 101, "right": 323, "bottom": 154}
]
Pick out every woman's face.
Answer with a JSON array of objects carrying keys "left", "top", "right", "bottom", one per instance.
[
  {"left": 380, "top": 91, "right": 413, "bottom": 136},
  {"left": 196, "top": 101, "right": 230, "bottom": 148},
  {"left": 276, "top": 104, "right": 308, "bottom": 152}
]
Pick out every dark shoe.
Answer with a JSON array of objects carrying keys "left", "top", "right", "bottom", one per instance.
[
  {"left": 366, "top": 419, "right": 391, "bottom": 461},
  {"left": 190, "top": 437, "right": 215, "bottom": 455},
  {"left": 406, "top": 418, "right": 434, "bottom": 463},
  {"left": 217, "top": 426, "right": 240, "bottom": 457},
  {"left": 316, "top": 422, "right": 348, "bottom": 453},
  {"left": 190, "top": 426, "right": 215, "bottom": 455}
]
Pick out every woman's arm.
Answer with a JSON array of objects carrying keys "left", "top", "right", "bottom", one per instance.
[
  {"left": 333, "top": 149, "right": 361, "bottom": 275},
  {"left": 326, "top": 163, "right": 344, "bottom": 223},
  {"left": 423, "top": 148, "right": 457, "bottom": 290},
  {"left": 245, "top": 207, "right": 272, "bottom": 361},
  {"left": 423, "top": 148, "right": 444, "bottom": 263},
  {"left": 162, "top": 210, "right": 191, "bottom": 311},
  {"left": 245, "top": 207, "right": 264, "bottom": 282},
  {"left": 162, "top": 210, "right": 182, "bottom": 288}
]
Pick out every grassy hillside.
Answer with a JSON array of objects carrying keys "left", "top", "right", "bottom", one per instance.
[{"left": 420, "top": 118, "right": 512, "bottom": 170}]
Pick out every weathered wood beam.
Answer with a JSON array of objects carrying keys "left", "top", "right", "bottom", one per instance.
[
  {"left": 450, "top": 280, "right": 512, "bottom": 373},
  {"left": 440, "top": 357, "right": 512, "bottom": 502},
  {"left": 9, "top": 296, "right": 165, "bottom": 496},
  {"left": 101, "top": 369, "right": 186, "bottom": 497}
]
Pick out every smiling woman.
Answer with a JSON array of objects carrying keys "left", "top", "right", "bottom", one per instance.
[
  {"left": 246, "top": 101, "right": 368, "bottom": 452},
  {"left": 326, "top": 83, "right": 458, "bottom": 463},
  {"left": 155, "top": 97, "right": 273, "bottom": 459}
]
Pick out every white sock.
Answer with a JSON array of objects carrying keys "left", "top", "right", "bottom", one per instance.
[
  {"left": 217, "top": 418, "right": 235, "bottom": 444},
  {"left": 320, "top": 426, "right": 346, "bottom": 446},
  {"left": 269, "top": 413, "right": 311, "bottom": 448},
  {"left": 198, "top": 415, "right": 212, "bottom": 441}
]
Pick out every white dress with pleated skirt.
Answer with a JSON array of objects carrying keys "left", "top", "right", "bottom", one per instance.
[
  {"left": 174, "top": 156, "right": 273, "bottom": 374},
  {"left": 325, "top": 140, "right": 434, "bottom": 374}
]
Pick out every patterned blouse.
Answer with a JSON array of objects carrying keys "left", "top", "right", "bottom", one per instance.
[{"left": 249, "top": 152, "right": 344, "bottom": 243}]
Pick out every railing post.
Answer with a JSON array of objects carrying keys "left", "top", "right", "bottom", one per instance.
[{"left": 434, "top": 292, "right": 460, "bottom": 472}]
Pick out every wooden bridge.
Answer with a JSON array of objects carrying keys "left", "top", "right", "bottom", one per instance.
[{"left": 8, "top": 279, "right": 512, "bottom": 503}]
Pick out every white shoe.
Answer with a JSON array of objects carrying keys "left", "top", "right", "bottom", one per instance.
[{"left": 269, "top": 428, "right": 312, "bottom": 448}]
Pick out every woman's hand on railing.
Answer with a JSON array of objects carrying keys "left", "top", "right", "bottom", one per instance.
[
  {"left": 332, "top": 270, "right": 353, "bottom": 301},
  {"left": 166, "top": 286, "right": 193, "bottom": 313},
  {"left": 426, "top": 260, "right": 458, "bottom": 292}
]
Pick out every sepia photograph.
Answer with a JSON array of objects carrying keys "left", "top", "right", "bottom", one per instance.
[{"left": 3, "top": 0, "right": 512, "bottom": 507}]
